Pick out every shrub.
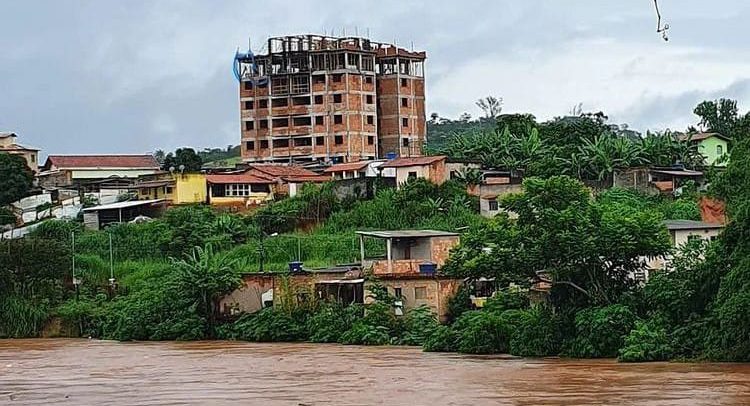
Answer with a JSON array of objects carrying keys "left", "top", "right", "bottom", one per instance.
[
  {"left": 0, "top": 296, "right": 49, "bottom": 338},
  {"left": 453, "top": 310, "right": 515, "bottom": 354},
  {"left": 307, "top": 304, "right": 363, "bottom": 343},
  {"left": 565, "top": 304, "right": 637, "bottom": 358},
  {"left": 618, "top": 318, "right": 673, "bottom": 362},
  {"left": 422, "top": 325, "right": 459, "bottom": 352},
  {"left": 55, "top": 297, "right": 106, "bottom": 338},
  {"left": 401, "top": 305, "right": 439, "bottom": 346},
  {"left": 221, "top": 308, "right": 308, "bottom": 342},
  {"left": 509, "top": 306, "right": 562, "bottom": 357},
  {"left": 484, "top": 289, "right": 529, "bottom": 314},
  {"left": 339, "top": 323, "right": 391, "bottom": 345},
  {"left": 446, "top": 285, "right": 472, "bottom": 323}
]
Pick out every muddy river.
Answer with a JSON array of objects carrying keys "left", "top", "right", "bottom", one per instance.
[{"left": 1, "top": 339, "right": 749, "bottom": 405}]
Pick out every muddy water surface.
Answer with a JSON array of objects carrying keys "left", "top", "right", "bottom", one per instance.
[{"left": 1, "top": 339, "right": 749, "bottom": 405}]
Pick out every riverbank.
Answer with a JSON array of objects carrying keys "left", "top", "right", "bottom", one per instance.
[{"left": 2, "top": 339, "right": 749, "bottom": 405}]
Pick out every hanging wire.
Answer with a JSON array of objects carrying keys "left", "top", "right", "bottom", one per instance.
[{"left": 654, "top": 0, "right": 670, "bottom": 41}]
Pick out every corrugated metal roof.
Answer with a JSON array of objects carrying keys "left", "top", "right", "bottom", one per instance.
[
  {"left": 83, "top": 199, "right": 165, "bottom": 212},
  {"left": 380, "top": 155, "right": 446, "bottom": 168},
  {"left": 46, "top": 155, "right": 160, "bottom": 169},
  {"left": 664, "top": 219, "right": 724, "bottom": 230},
  {"left": 356, "top": 229, "right": 459, "bottom": 238}
]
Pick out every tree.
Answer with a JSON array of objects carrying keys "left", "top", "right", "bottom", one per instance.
[
  {"left": 162, "top": 148, "right": 203, "bottom": 172},
  {"left": 153, "top": 149, "right": 166, "bottom": 165},
  {"left": 0, "top": 154, "right": 33, "bottom": 206},
  {"left": 476, "top": 96, "right": 503, "bottom": 119},
  {"left": 693, "top": 98, "right": 749, "bottom": 140}
]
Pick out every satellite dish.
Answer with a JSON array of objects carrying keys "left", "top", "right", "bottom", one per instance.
[
  {"left": 179, "top": 164, "right": 186, "bottom": 173},
  {"left": 169, "top": 166, "right": 176, "bottom": 173}
]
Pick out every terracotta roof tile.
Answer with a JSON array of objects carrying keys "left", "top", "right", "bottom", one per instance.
[
  {"left": 676, "top": 132, "right": 731, "bottom": 142},
  {"left": 205, "top": 173, "right": 275, "bottom": 184},
  {"left": 379, "top": 155, "right": 446, "bottom": 168},
  {"left": 46, "top": 155, "right": 160, "bottom": 169},
  {"left": 323, "top": 161, "right": 370, "bottom": 173},
  {"left": 249, "top": 164, "right": 321, "bottom": 177}
]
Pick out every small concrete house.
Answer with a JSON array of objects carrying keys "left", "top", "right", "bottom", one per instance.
[
  {"left": 357, "top": 230, "right": 462, "bottom": 321},
  {"left": 38, "top": 155, "right": 161, "bottom": 189},
  {"left": 379, "top": 155, "right": 447, "bottom": 187},
  {"left": 647, "top": 220, "right": 725, "bottom": 273},
  {"left": 678, "top": 133, "right": 730, "bottom": 166},
  {"left": 323, "top": 160, "right": 395, "bottom": 180},
  {"left": 134, "top": 172, "right": 208, "bottom": 205},
  {"left": 206, "top": 171, "right": 275, "bottom": 210},
  {"left": 613, "top": 167, "right": 704, "bottom": 195},
  {"left": 246, "top": 164, "right": 328, "bottom": 197},
  {"left": 0, "top": 132, "right": 40, "bottom": 173}
]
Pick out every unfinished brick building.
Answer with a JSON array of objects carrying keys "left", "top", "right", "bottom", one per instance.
[{"left": 236, "top": 35, "right": 426, "bottom": 164}]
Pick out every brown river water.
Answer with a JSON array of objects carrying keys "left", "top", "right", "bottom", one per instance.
[{"left": 1, "top": 339, "right": 749, "bottom": 405}]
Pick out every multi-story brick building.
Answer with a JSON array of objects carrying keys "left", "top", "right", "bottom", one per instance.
[{"left": 236, "top": 35, "right": 426, "bottom": 164}]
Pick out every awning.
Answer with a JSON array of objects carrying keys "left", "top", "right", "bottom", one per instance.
[{"left": 316, "top": 278, "right": 365, "bottom": 284}]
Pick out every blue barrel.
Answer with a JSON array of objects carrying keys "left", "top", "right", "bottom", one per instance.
[
  {"left": 419, "top": 262, "right": 437, "bottom": 275},
  {"left": 288, "top": 261, "right": 304, "bottom": 273},
  {"left": 385, "top": 152, "right": 398, "bottom": 160}
]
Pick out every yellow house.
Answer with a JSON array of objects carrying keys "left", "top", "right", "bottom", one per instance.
[
  {"left": 0, "top": 132, "right": 40, "bottom": 173},
  {"left": 206, "top": 172, "right": 275, "bottom": 210},
  {"left": 136, "top": 173, "right": 207, "bottom": 205}
]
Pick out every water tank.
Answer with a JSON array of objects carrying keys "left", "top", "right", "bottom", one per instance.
[
  {"left": 385, "top": 152, "right": 398, "bottom": 160},
  {"left": 288, "top": 261, "right": 304, "bottom": 273},
  {"left": 419, "top": 262, "right": 437, "bottom": 275}
]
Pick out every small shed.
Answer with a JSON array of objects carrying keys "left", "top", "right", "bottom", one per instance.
[{"left": 82, "top": 199, "right": 166, "bottom": 230}]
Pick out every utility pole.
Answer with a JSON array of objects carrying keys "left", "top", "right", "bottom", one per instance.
[
  {"left": 108, "top": 232, "right": 115, "bottom": 298},
  {"left": 71, "top": 231, "right": 79, "bottom": 301}
]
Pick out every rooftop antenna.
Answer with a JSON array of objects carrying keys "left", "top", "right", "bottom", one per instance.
[
  {"left": 343, "top": 27, "right": 346, "bottom": 36},
  {"left": 411, "top": 41, "right": 414, "bottom": 52},
  {"left": 355, "top": 26, "right": 359, "bottom": 37}
]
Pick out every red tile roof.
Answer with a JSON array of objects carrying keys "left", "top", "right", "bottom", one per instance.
[
  {"left": 205, "top": 173, "right": 275, "bottom": 184},
  {"left": 248, "top": 164, "right": 321, "bottom": 178},
  {"left": 283, "top": 175, "right": 329, "bottom": 183},
  {"left": 323, "top": 161, "right": 370, "bottom": 173},
  {"left": 46, "top": 155, "right": 160, "bottom": 169},
  {"left": 677, "top": 132, "right": 731, "bottom": 142},
  {"left": 380, "top": 155, "right": 446, "bottom": 168}
]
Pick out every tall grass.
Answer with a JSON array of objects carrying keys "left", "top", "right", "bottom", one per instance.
[{"left": 0, "top": 296, "right": 49, "bottom": 338}]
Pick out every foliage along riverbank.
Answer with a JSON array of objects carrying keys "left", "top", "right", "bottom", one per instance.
[{"left": 3, "top": 105, "right": 750, "bottom": 362}]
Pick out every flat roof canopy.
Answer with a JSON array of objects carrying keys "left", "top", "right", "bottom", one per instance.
[
  {"left": 356, "top": 230, "right": 459, "bottom": 239},
  {"left": 663, "top": 219, "right": 724, "bottom": 231},
  {"left": 83, "top": 199, "right": 165, "bottom": 212}
]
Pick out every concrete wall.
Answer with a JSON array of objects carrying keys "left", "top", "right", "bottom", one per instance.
[
  {"left": 479, "top": 184, "right": 523, "bottom": 218},
  {"left": 174, "top": 173, "right": 207, "bottom": 204},
  {"left": 394, "top": 160, "right": 446, "bottom": 187},
  {"left": 331, "top": 177, "right": 396, "bottom": 200},
  {"left": 364, "top": 277, "right": 461, "bottom": 323},
  {"left": 699, "top": 137, "right": 729, "bottom": 166},
  {"left": 69, "top": 169, "right": 160, "bottom": 179}
]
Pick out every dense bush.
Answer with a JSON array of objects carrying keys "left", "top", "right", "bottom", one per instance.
[
  {"left": 307, "top": 304, "right": 363, "bottom": 343},
  {"left": 565, "top": 305, "right": 637, "bottom": 358},
  {"left": 400, "top": 305, "right": 440, "bottom": 346},
  {"left": 423, "top": 325, "right": 460, "bottom": 352},
  {"left": 483, "top": 289, "right": 530, "bottom": 314},
  {"left": 509, "top": 306, "right": 562, "bottom": 357},
  {"left": 452, "top": 310, "right": 516, "bottom": 354},
  {"left": 618, "top": 318, "right": 673, "bottom": 362},
  {"left": 220, "top": 308, "right": 308, "bottom": 342}
]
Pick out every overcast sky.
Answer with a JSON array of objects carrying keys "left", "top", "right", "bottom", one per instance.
[{"left": 2, "top": 0, "right": 749, "bottom": 157}]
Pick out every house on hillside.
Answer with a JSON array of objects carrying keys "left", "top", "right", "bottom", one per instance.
[
  {"left": 82, "top": 199, "right": 167, "bottom": 230},
  {"left": 246, "top": 164, "right": 328, "bottom": 197},
  {"left": 206, "top": 171, "right": 275, "bottom": 210},
  {"left": 0, "top": 132, "right": 40, "bottom": 173},
  {"left": 477, "top": 170, "right": 524, "bottom": 218},
  {"left": 357, "top": 229, "right": 463, "bottom": 322},
  {"left": 612, "top": 166, "right": 704, "bottom": 195},
  {"left": 379, "top": 155, "right": 479, "bottom": 189},
  {"left": 129, "top": 172, "right": 207, "bottom": 205},
  {"left": 37, "top": 155, "right": 161, "bottom": 190},
  {"left": 678, "top": 132, "right": 730, "bottom": 166},
  {"left": 646, "top": 219, "right": 725, "bottom": 275},
  {"left": 323, "top": 160, "right": 395, "bottom": 180}
]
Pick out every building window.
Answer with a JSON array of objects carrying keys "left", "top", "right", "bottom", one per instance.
[
  {"left": 294, "top": 137, "right": 312, "bottom": 147},
  {"left": 30, "top": 154, "right": 35, "bottom": 163},
  {"left": 316, "top": 136, "right": 325, "bottom": 146},
  {"left": 335, "top": 135, "right": 344, "bottom": 145},
  {"left": 408, "top": 171, "right": 417, "bottom": 179},
  {"left": 488, "top": 199, "right": 499, "bottom": 211},
  {"left": 315, "top": 116, "right": 324, "bottom": 125},
  {"left": 366, "top": 94, "right": 374, "bottom": 104},
  {"left": 402, "top": 118, "right": 408, "bottom": 128},
  {"left": 245, "top": 121, "right": 254, "bottom": 131},
  {"left": 272, "top": 98, "right": 288, "bottom": 108},
  {"left": 312, "top": 75, "right": 325, "bottom": 84},
  {"left": 259, "top": 119, "right": 269, "bottom": 129},
  {"left": 258, "top": 99, "right": 268, "bottom": 109},
  {"left": 414, "top": 287, "right": 427, "bottom": 300},
  {"left": 367, "top": 136, "right": 374, "bottom": 145},
  {"left": 314, "top": 95, "right": 323, "bottom": 104},
  {"left": 367, "top": 115, "right": 374, "bottom": 125},
  {"left": 165, "top": 186, "right": 173, "bottom": 194},
  {"left": 273, "top": 139, "right": 289, "bottom": 148},
  {"left": 365, "top": 76, "right": 374, "bottom": 84},
  {"left": 717, "top": 145, "right": 724, "bottom": 155},
  {"left": 243, "top": 81, "right": 253, "bottom": 90},
  {"left": 332, "top": 74, "right": 343, "bottom": 83},
  {"left": 394, "top": 287, "right": 402, "bottom": 298},
  {"left": 246, "top": 141, "right": 255, "bottom": 150},
  {"left": 293, "top": 116, "right": 311, "bottom": 126},
  {"left": 401, "top": 78, "right": 408, "bottom": 87},
  {"left": 402, "top": 138, "right": 410, "bottom": 147},
  {"left": 334, "top": 115, "right": 343, "bottom": 125},
  {"left": 260, "top": 140, "right": 269, "bottom": 149},
  {"left": 272, "top": 118, "right": 289, "bottom": 128},
  {"left": 244, "top": 100, "right": 254, "bottom": 110},
  {"left": 401, "top": 97, "right": 408, "bottom": 107},
  {"left": 333, "top": 94, "right": 342, "bottom": 103}
]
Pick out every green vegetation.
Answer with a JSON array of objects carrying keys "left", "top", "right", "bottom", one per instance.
[{"left": 0, "top": 153, "right": 33, "bottom": 205}]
